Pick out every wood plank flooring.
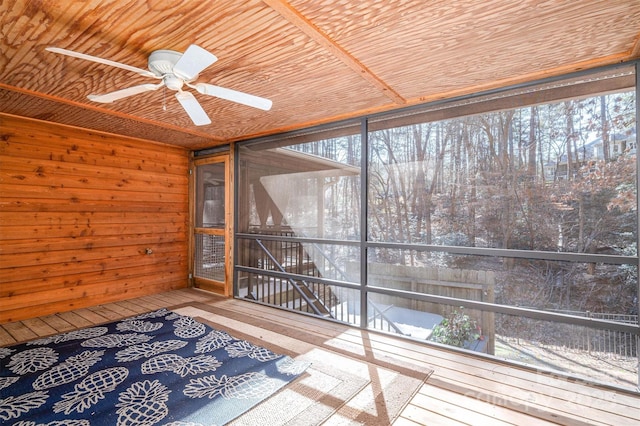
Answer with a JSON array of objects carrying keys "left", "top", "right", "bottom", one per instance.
[{"left": 2, "top": 288, "right": 639, "bottom": 426}]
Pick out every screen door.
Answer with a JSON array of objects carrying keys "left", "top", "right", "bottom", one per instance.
[{"left": 193, "top": 156, "right": 230, "bottom": 294}]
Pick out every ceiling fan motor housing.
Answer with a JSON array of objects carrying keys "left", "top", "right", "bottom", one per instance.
[{"left": 148, "top": 50, "right": 197, "bottom": 83}]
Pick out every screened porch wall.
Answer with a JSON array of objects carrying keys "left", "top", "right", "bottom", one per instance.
[{"left": 232, "top": 62, "right": 640, "bottom": 392}]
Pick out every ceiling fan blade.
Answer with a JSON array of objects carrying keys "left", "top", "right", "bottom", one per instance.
[
  {"left": 175, "top": 91, "right": 211, "bottom": 126},
  {"left": 191, "top": 83, "right": 272, "bottom": 111},
  {"left": 88, "top": 83, "right": 163, "bottom": 103},
  {"left": 46, "top": 47, "right": 158, "bottom": 79},
  {"left": 173, "top": 45, "right": 217, "bottom": 81}
]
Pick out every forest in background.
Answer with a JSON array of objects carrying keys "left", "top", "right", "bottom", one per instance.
[{"left": 292, "top": 90, "right": 637, "bottom": 316}]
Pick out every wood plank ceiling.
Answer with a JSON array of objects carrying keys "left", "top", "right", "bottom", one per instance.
[{"left": 1, "top": 1, "right": 639, "bottom": 150}]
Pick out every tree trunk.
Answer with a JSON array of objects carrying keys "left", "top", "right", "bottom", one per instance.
[
  {"left": 600, "top": 95, "right": 610, "bottom": 161},
  {"left": 565, "top": 101, "right": 575, "bottom": 180},
  {"left": 528, "top": 106, "right": 537, "bottom": 177}
]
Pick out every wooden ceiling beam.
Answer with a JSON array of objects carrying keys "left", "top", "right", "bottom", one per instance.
[{"left": 263, "top": 0, "right": 406, "bottom": 105}]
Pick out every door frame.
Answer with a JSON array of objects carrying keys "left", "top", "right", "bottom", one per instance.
[{"left": 189, "top": 151, "right": 233, "bottom": 296}]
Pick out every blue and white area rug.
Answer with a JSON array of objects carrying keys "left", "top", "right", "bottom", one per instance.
[{"left": 0, "top": 308, "right": 310, "bottom": 425}]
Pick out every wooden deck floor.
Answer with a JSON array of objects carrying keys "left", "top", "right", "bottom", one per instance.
[{"left": 2, "top": 288, "right": 639, "bottom": 426}]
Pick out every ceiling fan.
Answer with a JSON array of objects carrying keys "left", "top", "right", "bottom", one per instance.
[{"left": 46, "top": 45, "right": 272, "bottom": 126}]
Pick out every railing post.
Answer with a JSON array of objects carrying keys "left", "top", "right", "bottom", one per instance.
[{"left": 587, "top": 311, "right": 591, "bottom": 355}]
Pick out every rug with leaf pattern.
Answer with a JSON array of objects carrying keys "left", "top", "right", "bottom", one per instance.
[{"left": 0, "top": 308, "right": 310, "bottom": 425}]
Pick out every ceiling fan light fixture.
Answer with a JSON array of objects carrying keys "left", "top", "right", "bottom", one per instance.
[{"left": 163, "top": 75, "right": 183, "bottom": 91}]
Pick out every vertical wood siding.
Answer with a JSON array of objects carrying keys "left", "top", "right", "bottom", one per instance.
[{"left": 0, "top": 114, "right": 190, "bottom": 323}]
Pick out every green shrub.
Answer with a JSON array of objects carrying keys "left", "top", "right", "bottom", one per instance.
[{"left": 430, "top": 308, "right": 480, "bottom": 348}]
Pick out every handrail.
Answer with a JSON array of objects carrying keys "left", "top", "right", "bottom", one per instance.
[
  {"left": 247, "top": 232, "right": 408, "bottom": 332},
  {"left": 368, "top": 300, "right": 405, "bottom": 334},
  {"left": 254, "top": 239, "right": 332, "bottom": 317},
  {"left": 310, "top": 242, "right": 350, "bottom": 281},
  {"left": 307, "top": 242, "right": 405, "bottom": 334}
]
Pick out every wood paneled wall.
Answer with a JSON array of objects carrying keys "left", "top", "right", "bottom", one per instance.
[{"left": 0, "top": 114, "right": 190, "bottom": 323}]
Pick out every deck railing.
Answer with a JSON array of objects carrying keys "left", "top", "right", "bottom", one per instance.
[
  {"left": 241, "top": 229, "right": 337, "bottom": 317},
  {"left": 499, "top": 309, "right": 638, "bottom": 358},
  {"left": 554, "top": 310, "right": 638, "bottom": 358},
  {"left": 240, "top": 228, "right": 407, "bottom": 334},
  {"left": 239, "top": 229, "right": 637, "bottom": 361}
]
